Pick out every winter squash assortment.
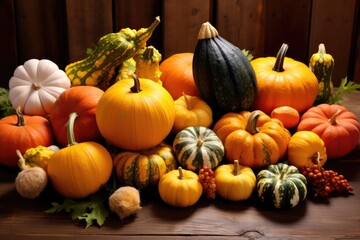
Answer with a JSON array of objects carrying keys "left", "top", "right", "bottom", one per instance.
[{"left": 1, "top": 17, "right": 359, "bottom": 227}]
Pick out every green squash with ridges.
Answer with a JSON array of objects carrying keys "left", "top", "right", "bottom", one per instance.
[
  {"left": 257, "top": 163, "right": 307, "bottom": 208},
  {"left": 192, "top": 22, "right": 257, "bottom": 116},
  {"left": 173, "top": 126, "right": 224, "bottom": 172},
  {"left": 113, "top": 142, "right": 176, "bottom": 190}
]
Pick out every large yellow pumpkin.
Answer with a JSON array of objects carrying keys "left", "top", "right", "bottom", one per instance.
[
  {"left": 96, "top": 75, "right": 175, "bottom": 151},
  {"left": 251, "top": 43, "right": 318, "bottom": 115}
]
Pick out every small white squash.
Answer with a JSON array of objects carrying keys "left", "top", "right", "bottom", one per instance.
[{"left": 9, "top": 59, "right": 71, "bottom": 116}]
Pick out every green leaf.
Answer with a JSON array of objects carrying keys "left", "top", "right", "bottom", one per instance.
[
  {"left": 328, "top": 77, "right": 360, "bottom": 104},
  {"left": 45, "top": 194, "right": 109, "bottom": 228},
  {"left": 0, "top": 87, "right": 16, "bottom": 118},
  {"left": 242, "top": 49, "right": 254, "bottom": 61},
  {"left": 44, "top": 173, "right": 118, "bottom": 228}
]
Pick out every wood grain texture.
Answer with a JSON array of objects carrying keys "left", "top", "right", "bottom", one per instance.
[
  {"left": 309, "top": 0, "right": 358, "bottom": 86},
  {"left": 0, "top": 91, "right": 359, "bottom": 240},
  {"left": 215, "top": 0, "right": 265, "bottom": 58},
  {"left": 0, "top": 0, "right": 17, "bottom": 88},
  {"left": 263, "top": 0, "right": 311, "bottom": 62},
  {"left": 65, "top": 0, "right": 113, "bottom": 62},
  {"left": 114, "top": 0, "right": 162, "bottom": 51},
  {"left": 352, "top": 1, "right": 360, "bottom": 83},
  {"left": 14, "top": 0, "right": 68, "bottom": 69},
  {"left": 162, "top": 0, "right": 212, "bottom": 58}
]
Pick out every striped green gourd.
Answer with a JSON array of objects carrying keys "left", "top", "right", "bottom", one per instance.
[
  {"left": 257, "top": 163, "right": 307, "bottom": 209},
  {"left": 173, "top": 126, "right": 224, "bottom": 172},
  {"left": 113, "top": 142, "right": 177, "bottom": 190},
  {"left": 65, "top": 17, "right": 160, "bottom": 90},
  {"left": 309, "top": 43, "right": 334, "bottom": 105}
]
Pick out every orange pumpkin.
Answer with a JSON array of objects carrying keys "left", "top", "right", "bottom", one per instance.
[
  {"left": 270, "top": 106, "right": 300, "bottom": 129},
  {"left": 49, "top": 86, "right": 104, "bottom": 147},
  {"left": 213, "top": 110, "right": 291, "bottom": 168},
  {"left": 297, "top": 104, "right": 360, "bottom": 159},
  {"left": 160, "top": 53, "right": 200, "bottom": 100},
  {"left": 0, "top": 107, "right": 53, "bottom": 167},
  {"left": 251, "top": 43, "right": 318, "bottom": 115},
  {"left": 96, "top": 75, "right": 175, "bottom": 151}
]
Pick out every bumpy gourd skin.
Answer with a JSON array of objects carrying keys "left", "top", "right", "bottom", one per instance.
[
  {"left": 22, "top": 145, "right": 55, "bottom": 172},
  {"left": 134, "top": 46, "right": 162, "bottom": 84},
  {"left": 65, "top": 17, "right": 160, "bottom": 90},
  {"left": 309, "top": 43, "right": 334, "bottom": 105}
]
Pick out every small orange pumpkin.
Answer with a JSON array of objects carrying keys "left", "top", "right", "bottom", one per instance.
[
  {"left": 214, "top": 110, "right": 291, "bottom": 168},
  {"left": 49, "top": 86, "right": 104, "bottom": 147},
  {"left": 297, "top": 104, "right": 360, "bottom": 159},
  {"left": 160, "top": 53, "right": 200, "bottom": 100},
  {"left": 270, "top": 106, "right": 300, "bottom": 129},
  {"left": 0, "top": 107, "right": 53, "bottom": 167}
]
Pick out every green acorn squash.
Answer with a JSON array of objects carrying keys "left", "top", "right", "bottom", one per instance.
[
  {"left": 257, "top": 163, "right": 307, "bottom": 208},
  {"left": 173, "top": 126, "right": 224, "bottom": 172},
  {"left": 192, "top": 22, "right": 257, "bottom": 117}
]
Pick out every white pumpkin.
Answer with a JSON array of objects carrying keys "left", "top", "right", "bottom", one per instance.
[{"left": 9, "top": 59, "right": 71, "bottom": 116}]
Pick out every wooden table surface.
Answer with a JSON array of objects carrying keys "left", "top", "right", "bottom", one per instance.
[{"left": 1, "top": 91, "right": 359, "bottom": 240}]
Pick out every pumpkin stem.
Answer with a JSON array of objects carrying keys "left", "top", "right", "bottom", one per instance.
[
  {"left": 196, "top": 139, "right": 204, "bottom": 147},
  {"left": 318, "top": 43, "right": 326, "bottom": 54},
  {"left": 130, "top": 74, "right": 142, "bottom": 93},
  {"left": 143, "top": 46, "right": 155, "bottom": 59},
  {"left": 32, "top": 82, "right": 42, "bottom": 90},
  {"left": 16, "top": 149, "right": 29, "bottom": 171},
  {"left": 183, "top": 92, "right": 193, "bottom": 110},
  {"left": 177, "top": 167, "right": 184, "bottom": 180},
  {"left": 232, "top": 160, "right": 241, "bottom": 176},
  {"left": 245, "top": 110, "right": 262, "bottom": 134},
  {"left": 310, "top": 152, "right": 322, "bottom": 165},
  {"left": 328, "top": 109, "right": 342, "bottom": 125},
  {"left": 67, "top": 112, "right": 78, "bottom": 146},
  {"left": 272, "top": 43, "right": 289, "bottom": 72},
  {"left": 197, "top": 21, "right": 219, "bottom": 40},
  {"left": 15, "top": 106, "right": 25, "bottom": 126}
]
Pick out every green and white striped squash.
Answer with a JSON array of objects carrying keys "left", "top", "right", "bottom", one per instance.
[
  {"left": 173, "top": 126, "right": 224, "bottom": 172},
  {"left": 256, "top": 163, "right": 307, "bottom": 209}
]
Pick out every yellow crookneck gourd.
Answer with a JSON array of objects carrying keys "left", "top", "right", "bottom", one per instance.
[
  {"left": 309, "top": 43, "right": 334, "bottom": 105},
  {"left": 134, "top": 46, "right": 162, "bottom": 85},
  {"left": 116, "top": 45, "right": 162, "bottom": 84},
  {"left": 65, "top": 17, "right": 160, "bottom": 90}
]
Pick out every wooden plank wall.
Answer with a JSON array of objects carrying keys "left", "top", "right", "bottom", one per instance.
[{"left": 0, "top": 0, "right": 359, "bottom": 89}]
